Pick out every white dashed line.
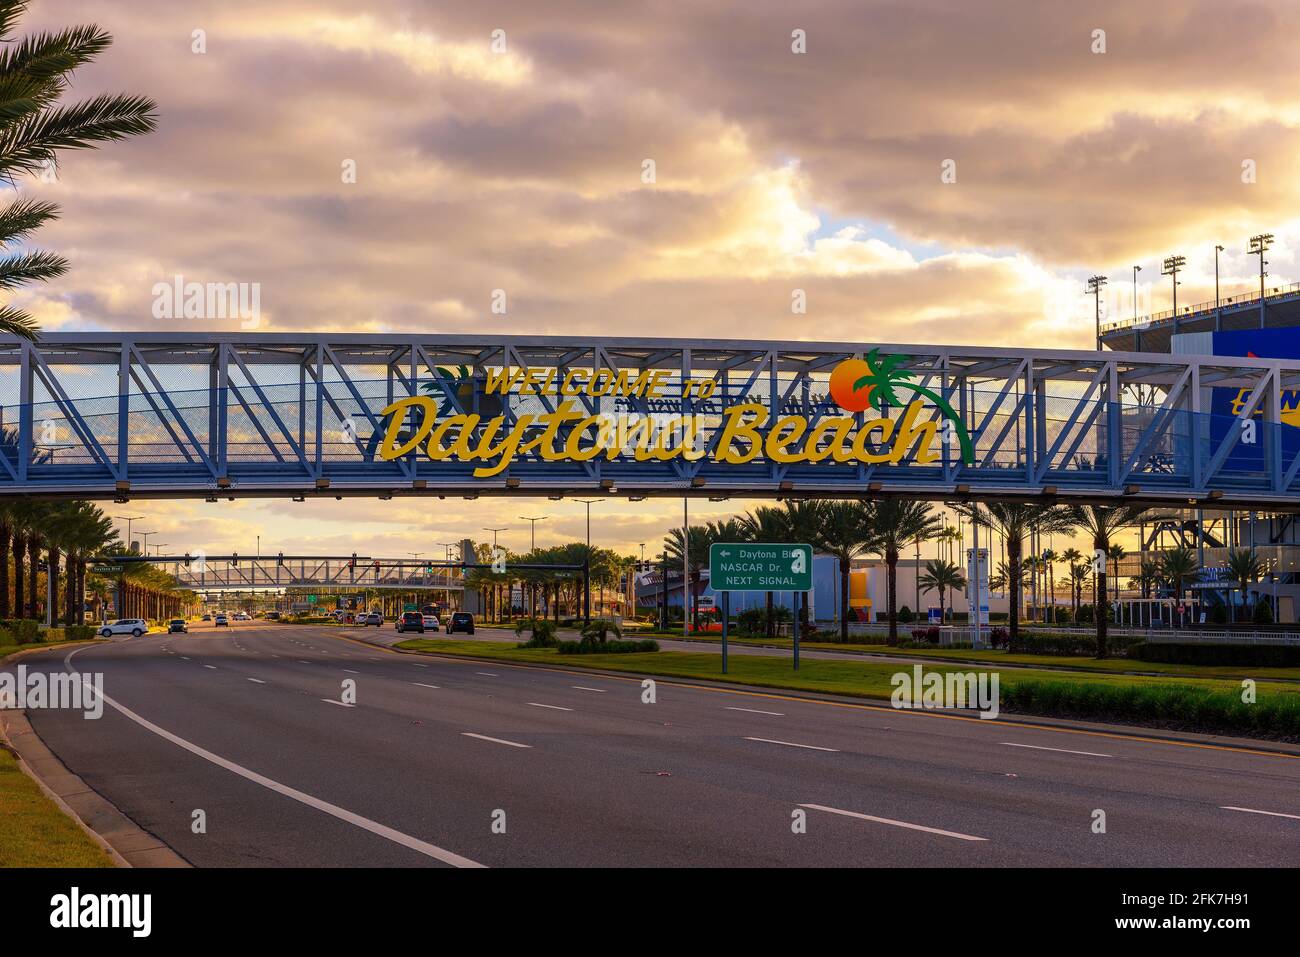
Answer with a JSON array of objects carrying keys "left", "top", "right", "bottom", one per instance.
[
  {"left": 413, "top": 682, "right": 441, "bottom": 690},
  {"left": 571, "top": 686, "right": 606, "bottom": 693},
  {"left": 247, "top": 678, "right": 266, "bottom": 684},
  {"left": 726, "top": 706, "right": 785, "bottom": 716},
  {"left": 799, "top": 804, "right": 987, "bottom": 842},
  {"left": 461, "top": 732, "right": 530, "bottom": 749},
  {"left": 1000, "top": 742, "right": 1111, "bottom": 758},
  {"left": 476, "top": 672, "right": 499, "bottom": 677},
  {"left": 342, "top": 669, "right": 359, "bottom": 674},
  {"left": 203, "top": 665, "right": 217, "bottom": 670},
  {"left": 322, "top": 699, "right": 354, "bottom": 708},
  {"left": 744, "top": 737, "right": 838, "bottom": 752},
  {"left": 1221, "top": 806, "right": 1300, "bottom": 821},
  {"left": 528, "top": 702, "right": 573, "bottom": 712}
]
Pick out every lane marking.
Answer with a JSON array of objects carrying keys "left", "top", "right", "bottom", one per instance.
[
  {"left": 342, "top": 669, "right": 360, "bottom": 674},
  {"left": 744, "top": 736, "right": 838, "bottom": 752},
  {"left": 461, "top": 732, "right": 531, "bottom": 749},
  {"left": 203, "top": 665, "right": 217, "bottom": 670},
  {"left": 572, "top": 686, "right": 606, "bottom": 693},
  {"left": 799, "top": 804, "right": 988, "bottom": 842},
  {"left": 413, "top": 682, "right": 441, "bottom": 690},
  {"left": 247, "top": 678, "right": 266, "bottom": 684},
  {"left": 62, "top": 647, "right": 483, "bottom": 868},
  {"left": 726, "top": 706, "right": 785, "bottom": 716},
  {"left": 322, "top": 699, "right": 354, "bottom": 708},
  {"left": 180, "top": 656, "right": 191, "bottom": 661},
  {"left": 476, "top": 672, "right": 499, "bottom": 677},
  {"left": 1001, "top": 742, "right": 1111, "bottom": 758},
  {"left": 317, "top": 628, "right": 1300, "bottom": 764},
  {"left": 1221, "top": 805, "right": 1300, "bottom": 821},
  {"left": 297, "top": 660, "right": 311, "bottom": 665},
  {"left": 528, "top": 702, "right": 573, "bottom": 712}
]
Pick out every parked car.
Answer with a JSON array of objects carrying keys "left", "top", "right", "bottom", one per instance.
[
  {"left": 421, "top": 614, "right": 440, "bottom": 632},
  {"left": 266, "top": 611, "right": 280, "bottom": 621},
  {"left": 395, "top": 611, "right": 424, "bottom": 634},
  {"left": 167, "top": 619, "right": 188, "bottom": 634},
  {"left": 364, "top": 612, "right": 383, "bottom": 627},
  {"left": 214, "top": 614, "right": 229, "bottom": 627},
  {"left": 99, "top": 619, "right": 147, "bottom": 638},
  {"left": 446, "top": 612, "right": 475, "bottom": 636}
]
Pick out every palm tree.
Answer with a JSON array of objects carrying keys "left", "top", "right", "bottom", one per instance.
[
  {"left": 778, "top": 500, "right": 824, "bottom": 632},
  {"left": 0, "top": 501, "right": 11, "bottom": 617},
  {"left": 1107, "top": 542, "right": 1127, "bottom": 608},
  {"left": 739, "top": 505, "right": 789, "bottom": 637},
  {"left": 1059, "top": 548, "right": 1084, "bottom": 621},
  {"left": 1039, "top": 548, "right": 1059, "bottom": 623},
  {"left": 954, "top": 503, "right": 1073, "bottom": 644},
  {"left": 865, "top": 499, "right": 939, "bottom": 644},
  {"left": 663, "top": 525, "right": 714, "bottom": 630},
  {"left": 0, "top": 3, "right": 158, "bottom": 338},
  {"left": 1067, "top": 560, "right": 1092, "bottom": 623},
  {"left": 1159, "top": 545, "right": 1201, "bottom": 627},
  {"left": 1064, "top": 505, "right": 1145, "bottom": 655},
  {"left": 815, "top": 500, "right": 877, "bottom": 641},
  {"left": 1224, "top": 547, "right": 1266, "bottom": 623},
  {"left": 1128, "top": 560, "right": 1160, "bottom": 627},
  {"left": 918, "top": 558, "right": 965, "bottom": 624},
  {"left": 850, "top": 350, "right": 975, "bottom": 464}
]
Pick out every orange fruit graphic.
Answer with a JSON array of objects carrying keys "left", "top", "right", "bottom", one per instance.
[{"left": 829, "top": 358, "right": 873, "bottom": 412}]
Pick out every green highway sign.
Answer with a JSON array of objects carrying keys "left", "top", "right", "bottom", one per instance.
[
  {"left": 708, "top": 543, "right": 812, "bottom": 592},
  {"left": 91, "top": 565, "right": 123, "bottom": 575},
  {"left": 307, "top": 595, "right": 317, "bottom": 604}
]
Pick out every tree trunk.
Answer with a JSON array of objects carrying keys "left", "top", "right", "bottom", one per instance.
[
  {"left": 28, "top": 537, "right": 40, "bottom": 619},
  {"left": 839, "top": 559, "right": 850, "bottom": 642},
  {"left": 0, "top": 523, "right": 8, "bottom": 618},
  {"left": 886, "top": 547, "right": 899, "bottom": 645},
  {"left": 1008, "top": 538, "right": 1022, "bottom": 643},
  {"left": 764, "top": 591, "right": 774, "bottom": 638},
  {"left": 12, "top": 531, "right": 24, "bottom": 618}
]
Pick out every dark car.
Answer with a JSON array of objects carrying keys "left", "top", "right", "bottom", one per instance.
[
  {"left": 395, "top": 611, "right": 424, "bottom": 634},
  {"left": 446, "top": 612, "right": 474, "bottom": 636},
  {"left": 167, "top": 619, "right": 188, "bottom": 634}
]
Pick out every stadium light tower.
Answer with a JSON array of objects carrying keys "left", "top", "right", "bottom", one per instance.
[
  {"left": 1215, "top": 244, "right": 1225, "bottom": 331},
  {"left": 1162, "top": 255, "right": 1186, "bottom": 329},
  {"left": 1086, "top": 275, "right": 1107, "bottom": 350},
  {"left": 1248, "top": 233, "right": 1273, "bottom": 328}
]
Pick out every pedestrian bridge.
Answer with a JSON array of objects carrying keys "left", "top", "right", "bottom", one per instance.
[
  {"left": 3, "top": 332, "right": 1298, "bottom": 508},
  {"left": 153, "top": 554, "right": 467, "bottom": 592}
]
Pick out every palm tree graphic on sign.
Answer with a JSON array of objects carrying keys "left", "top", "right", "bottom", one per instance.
[{"left": 852, "top": 349, "right": 975, "bottom": 464}]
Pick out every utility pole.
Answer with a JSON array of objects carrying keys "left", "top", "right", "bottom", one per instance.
[
  {"left": 115, "top": 515, "right": 143, "bottom": 553},
  {"left": 1249, "top": 233, "right": 1273, "bottom": 329},
  {"left": 1086, "top": 274, "right": 1107, "bottom": 350},
  {"left": 573, "top": 500, "right": 602, "bottom": 623},
  {"left": 1162, "top": 254, "right": 1185, "bottom": 334},
  {"left": 1214, "top": 244, "right": 1224, "bottom": 331}
]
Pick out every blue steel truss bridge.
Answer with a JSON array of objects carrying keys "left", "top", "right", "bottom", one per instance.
[
  {"left": 3, "top": 332, "right": 1299, "bottom": 509},
  {"left": 156, "top": 555, "right": 468, "bottom": 594}
]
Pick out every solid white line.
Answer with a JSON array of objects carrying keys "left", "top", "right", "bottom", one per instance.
[
  {"left": 571, "top": 686, "right": 606, "bottom": 693},
  {"left": 61, "top": 648, "right": 483, "bottom": 868},
  {"left": 799, "top": 803, "right": 988, "bottom": 841},
  {"left": 726, "top": 706, "right": 785, "bottom": 716},
  {"left": 322, "top": 699, "right": 354, "bottom": 708},
  {"left": 247, "top": 678, "right": 266, "bottom": 684},
  {"left": 476, "top": 672, "right": 499, "bottom": 677},
  {"left": 1000, "top": 742, "right": 1112, "bottom": 758},
  {"left": 461, "top": 732, "right": 531, "bottom": 749},
  {"left": 413, "top": 682, "right": 441, "bottom": 690},
  {"left": 528, "top": 702, "right": 573, "bottom": 712},
  {"left": 744, "top": 736, "right": 838, "bottom": 752},
  {"left": 1221, "top": 805, "right": 1300, "bottom": 821}
]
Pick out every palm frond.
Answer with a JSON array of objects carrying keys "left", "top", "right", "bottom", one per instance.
[
  {"left": 0, "top": 2, "right": 30, "bottom": 44},
  {"left": 0, "top": 196, "right": 58, "bottom": 246},
  {"left": 0, "top": 92, "right": 157, "bottom": 181},
  {"left": 0, "top": 248, "right": 67, "bottom": 288},
  {"left": 0, "top": 302, "right": 37, "bottom": 339}
]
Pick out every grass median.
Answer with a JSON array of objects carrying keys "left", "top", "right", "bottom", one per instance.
[
  {"left": 0, "top": 745, "right": 115, "bottom": 867},
  {"left": 393, "top": 637, "right": 1300, "bottom": 740}
]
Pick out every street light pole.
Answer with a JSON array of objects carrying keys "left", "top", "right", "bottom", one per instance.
[
  {"left": 518, "top": 517, "right": 547, "bottom": 618},
  {"left": 115, "top": 515, "right": 143, "bottom": 553},
  {"left": 1132, "top": 265, "right": 1142, "bottom": 350},
  {"left": 1249, "top": 233, "right": 1273, "bottom": 329},
  {"left": 1214, "top": 244, "right": 1224, "bottom": 331},
  {"left": 1086, "top": 274, "right": 1107, "bottom": 351},
  {"left": 1162, "top": 254, "right": 1185, "bottom": 334},
  {"left": 482, "top": 527, "right": 508, "bottom": 621},
  {"left": 573, "top": 500, "right": 602, "bottom": 623}
]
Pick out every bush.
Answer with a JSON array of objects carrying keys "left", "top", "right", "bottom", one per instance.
[
  {"left": 1129, "top": 641, "right": 1300, "bottom": 667},
  {"left": 515, "top": 617, "right": 558, "bottom": 648},
  {"left": 557, "top": 637, "right": 659, "bottom": 655},
  {"left": 580, "top": 618, "right": 622, "bottom": 641},
  {"left": 909, "top": 627, "right": 940, "bottom": 643},
  {"left": 736, "top": 608, "right": 767, "bottom": 636},
  {"left": 1001, "top": 678, "right": 1300, "bottom": 739},
  {"left": 64, "top": 624, "right": 97, "bottom": 641},
  {"left": 1208, "top": 603, "right": 1228, "bottom": 625},
  {"left": 988, "top": 626, "right": 1010, "bottom": 649},
  {"left": 1254, "top": 600, "right": 1275, "bottom": 625},
  {"left": 1, "top": 619, "right": 41, "bottom": 644},
  {"left": 898, "top": 606, "right": 915, "bottom": 624},
  {"left": 1007, "top": 631, "right": 1141, "bottom": 657}
]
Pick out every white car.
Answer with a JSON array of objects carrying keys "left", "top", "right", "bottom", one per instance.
[
  {"left": 99, "top": 618, "right": 147, "bottom": 638},
  {"left": 422, "top": 614, "right": 440, "bottom": 632}
]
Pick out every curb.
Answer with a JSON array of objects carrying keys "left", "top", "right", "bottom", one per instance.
[
  {"left": 1, "top": 642, "right": 191, "bottom": 868},
  {"left": 342, "top": 630, "right": 1300, "bottom": 759}
]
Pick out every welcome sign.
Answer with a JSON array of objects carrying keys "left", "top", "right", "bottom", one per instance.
[{"left": 375, "top": 351, "right": 975, "bottom": 478}]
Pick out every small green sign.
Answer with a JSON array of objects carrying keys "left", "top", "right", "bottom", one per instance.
[
  {"left": 91, "top": 565, "right": 123, "bottom": 575},
  {"left": 709, "top": 543, "right": 812, "bottom": 592},
  {"left": 307, "top": 595, "right": 317, "bottom": 604},
  {"left": 404, "top": 603, "right": 418, "bottom": 612}
]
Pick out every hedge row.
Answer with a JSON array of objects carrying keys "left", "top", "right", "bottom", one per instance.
[
  {"left": 1006, "top": 632, "right": 1143, "bottom": 657},
  {"left": 556, "top": 638, "right": 659, "bottom": 655},
  {"left": 1002, "top": 679, "right": 1300, "bottom": 739},
  {"left": 1129, "top": 641, "right": 1300, "bottom": 667}
]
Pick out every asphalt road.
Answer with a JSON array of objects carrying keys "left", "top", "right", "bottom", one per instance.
[{"left": 12, "top": 622, "right": 1300, "bottom": 867}]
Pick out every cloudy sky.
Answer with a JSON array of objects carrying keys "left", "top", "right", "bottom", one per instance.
[{"left": 13, "top": 0, "right": 1298, "bottom": 558}]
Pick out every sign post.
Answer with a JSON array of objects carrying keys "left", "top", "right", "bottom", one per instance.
[{"left": 709, "top": 542, "right": 812, "bottom": 672}]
